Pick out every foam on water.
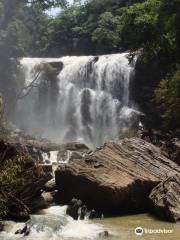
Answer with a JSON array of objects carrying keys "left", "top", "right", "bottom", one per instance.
[
  {"left": 16, "top": 53, "right": 138, "bottom": 148},
  {"left": 0, "top": 206, "right": 105, "bottom": 240},
  {"left": 42, "top": 151, "right": 59, "bottom": 164}
]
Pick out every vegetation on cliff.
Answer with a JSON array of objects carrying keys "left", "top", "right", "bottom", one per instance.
[
  {"left": 0, "top": 140, "right": 52, "bottom": 220},
  {"left": 155, "top": 66, "right": 180, "bottom": 129}
]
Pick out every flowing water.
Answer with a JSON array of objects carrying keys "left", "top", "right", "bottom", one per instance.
[
  {"left": 1, "top": 206, "right": 179, "bottom": 240},
  {"left": 16, "top": 53, "right": 139, "bottom": 148},
  {"left": 5, "top": 53, "right": 179, "bottom": 239}
]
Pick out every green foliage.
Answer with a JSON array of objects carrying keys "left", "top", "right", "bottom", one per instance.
[
  {"left": 0, "top": 140, "right": 47, "bottom": 219},
  {"left": 0, "top": 0, "right": 64, "bottom": 118},
  {"left": 118, "top": 0, "right": 180, "bottom": 64},
  {"left": 116, "top": 0, "right": 180, "bottom": 130},
  {"left": 47, "top": 5, "right": 84, "bottom": 54},
  {"left": 0, "top": 153, "right": 31, "bottom": 218},
  {"left": 18, "top": 5, "right": 50, "bottom": 55},
  {"left": 46, "top": 0, "right": 139, "bottom": 54},
  {"left": 28, "top": 0, "right": 67, "bottom": 10},
  {"left": 118, "top": 0, "right": 160, "bottom": 53},
  {"left": 92, "top": 12, "right": 120, "bottom": 49},
  {"left": 155, "top": 66, "right": 180, "bottom": 129}
]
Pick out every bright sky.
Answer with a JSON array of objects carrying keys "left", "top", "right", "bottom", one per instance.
[{"left": 48, "top": 0, "right": 81, "bottom": 16}]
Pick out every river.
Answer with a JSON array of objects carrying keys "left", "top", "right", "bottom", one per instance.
[{"left": 1, "top": 205, "right": 179, "bottom": 240}]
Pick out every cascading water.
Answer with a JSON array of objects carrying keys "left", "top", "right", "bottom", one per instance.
[
  {"left": 1, "top": 206, "right": 106, "bottom": 240},
  {"left": 16, "top": 53, "right": 138, "bottom": 148}
]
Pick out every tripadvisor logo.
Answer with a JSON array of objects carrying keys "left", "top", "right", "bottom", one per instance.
[
  {"left": 134, "top": 227, "right": 174, "bottom": 235},
  {"left": 135, "top": 227, "right": 144, "bottom": 236}
]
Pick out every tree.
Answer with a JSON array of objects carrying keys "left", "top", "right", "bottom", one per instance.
[
  {"left": 155, "top": 66, "right": 180, "bottom": 129},
  {"left": 0, "top": 0, "right": 66, "bottom": 118},
  {"left": 46, "top": 4, "right": 87, "bottom": 55},
  {"left": 28, "top": 0, "right": 67, "bottom": 9},
  {"left": 92, "top": 12, "right": 121, "bottom": 51},
  {"left": 117, "top": 0, "right": 160, "bottom": 54}
]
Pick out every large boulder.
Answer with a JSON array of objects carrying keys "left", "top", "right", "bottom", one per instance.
[
  {"left": 169, "top": 140, "right": 180, "bottom": 165},
  {"left": 55, "top": 138, "right": 180, "bottom": 215},
  {"left": 149, "top": 174, "right": 180, "bottom": 222}
]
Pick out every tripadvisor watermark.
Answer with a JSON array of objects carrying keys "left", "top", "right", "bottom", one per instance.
[{"left": 135, "top": 227, "right": 174, "bottom": 236}]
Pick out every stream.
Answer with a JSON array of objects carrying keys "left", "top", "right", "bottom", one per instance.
[{"left": 1, "top": 205, "right": 179, "bottom": 240}]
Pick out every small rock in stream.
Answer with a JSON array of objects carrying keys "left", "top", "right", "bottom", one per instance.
[
  {"left": 0, "top": 222, "right": 4, "bottom": 232},
  {"left": 15, "top": 222, "right": 32, "bottom": 236}
]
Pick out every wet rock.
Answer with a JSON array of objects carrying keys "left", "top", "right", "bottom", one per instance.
[
  {"left": 15, "top": 222, "right": 31, "bottom": 236},
  {"left": 38, "top": 164, "right": 53, "bottom": 173},
  {"left": 57, "top": 142, "right": 89, "bottom": 162},
  {"left": 29, "top": 195, "right": 49, "bottom": 212},
  {"left": 15, "top": 229, "right": 23, "bottom": 234},
  {"left": 42, "top": 192, "right": 54, "bottom": 205},
  {"left": 48, "top": 61, "right": 64, "bottom": 75},
  {"left": 99, "top": 230, "right": 109, "bottom": 237},
  {"left": 55, "top": 138, "right": 180, "bottom": 215},
  {"left": 80, "top": 205, "right": 87, "bottom": 220},
  {"left": 43, "top": 178, "right": 56, "bottom": 192},
  {"left": 0, "top": 222, "right": 4, "bottom": 232},
  {"left": 8, "top": 209, "right": 30, "bottom": 222},
  {"left": 149, "top": 174, "right": 180, "bottom": 222},
  {"left": 89, "top": 209, "right": 96, "bottom": 219},
  {"left": 66, "top": 198, "right": 82, "bottom": 220}
]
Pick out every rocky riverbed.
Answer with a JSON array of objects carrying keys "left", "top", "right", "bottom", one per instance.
[{"left": 0, "top": 135, "right": 180, "bottom": 239}]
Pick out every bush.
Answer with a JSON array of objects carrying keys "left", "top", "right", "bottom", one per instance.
[{"left": 155, "top": 66, "right": 180, "bottom": 129}]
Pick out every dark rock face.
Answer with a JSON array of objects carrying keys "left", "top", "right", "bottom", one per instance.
[
  {"left": 172, "top": 141, "right": 180, "bottom": 165},
  {"left": 55, "top": 138, "right": 180, "bottom": 215},
  {"left": 0, "top": 222, "right": 4, "bottom": 232},
  {"left": 167, "top": 140, "right": 180, "bottom": 165},
  {"left": 159, "top": 139, "right": 180, "bottom": 165},
  {"left": 149, "top": 174, "right": 180, "bottom": 223},
  {"left": 66, "top": 198, "right": 82, "bottom": 220}
]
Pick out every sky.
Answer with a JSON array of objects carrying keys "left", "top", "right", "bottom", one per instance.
[{"left": 48, "top": 0, "right": 83, "bottom": 16}]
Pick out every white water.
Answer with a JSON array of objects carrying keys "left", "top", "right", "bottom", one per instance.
[
  {"left": 16, "top": 53, "right": 138, "bottom": 148},
  {"left": 42, "top": 150, "right": 73, "bottom": 164},
  {"left": 2, "top": 208, "right": 179, "bottom": 240},
  {"left": 0, "top": 206, "right": 106, "bottom": 240},
  {"left": 42, "top": 151, "right": 59, "bottom": 164}
]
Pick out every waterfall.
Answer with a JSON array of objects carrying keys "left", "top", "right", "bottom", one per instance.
[{"left": 17, "top": 53, "right": 138, "bottom": 148}]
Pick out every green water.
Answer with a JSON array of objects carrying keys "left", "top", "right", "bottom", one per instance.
[{"left": 95, "top": 213, "right": 180, "bottom": 240}]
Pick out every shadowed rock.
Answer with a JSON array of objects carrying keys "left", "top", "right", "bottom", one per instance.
[
  {"left": 0, "top": 222, "right": 4, "bottom": 232},
  {"left": 55, "top": 138, "right": 180, "bottom": 216},
  {"left": 15, "top": 222, "right": 32, "bottom": 236},
  {"left": 0, "top": 140, "right": 53, "bottom": 221},
  {"left": 149, "top": 174, "right": 180, "bottom": 222}
]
